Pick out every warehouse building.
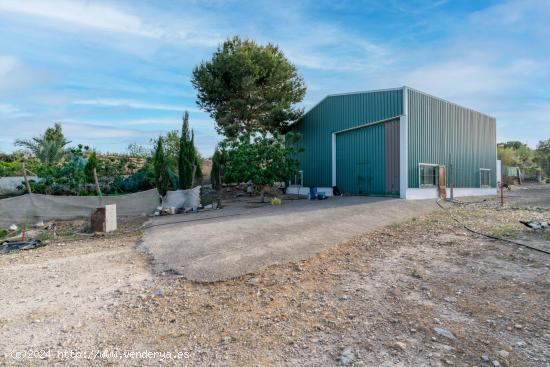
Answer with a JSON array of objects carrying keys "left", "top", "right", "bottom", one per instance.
[{"left": 287, "top": 86, "right": 497, "bottom": 199}]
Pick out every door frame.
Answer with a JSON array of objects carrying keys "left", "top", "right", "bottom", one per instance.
[
  {"left": 331, "top": 116, "right": 401, "bottom": 196},
  {"left": 331, "top": 116, "right": 400, "bottom": 187},
  {"left": 438, "top": 165, "right": 447, "bottom": 198}
]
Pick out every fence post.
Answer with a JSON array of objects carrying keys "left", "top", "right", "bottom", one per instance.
[
  {"left": 22, "top": 161, "right": 32, "bottom": 194},
  {"left": 92, "top": 167, "right": 101, "bottom": 196}
]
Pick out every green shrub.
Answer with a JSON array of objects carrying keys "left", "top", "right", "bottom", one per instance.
[
  {"left": 115, "top": 164, "right": 156, "bottom": 193},
  {"left": 0, "top": 161, "right": 22, "bottom": 176}
]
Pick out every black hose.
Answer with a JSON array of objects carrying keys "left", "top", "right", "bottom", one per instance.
[{"left": 436, "top": 199, "right": 550, "bottom": 255}]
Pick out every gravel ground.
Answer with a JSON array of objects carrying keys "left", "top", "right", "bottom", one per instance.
[
  {"left": 0, "top": 187, "right": 548, "bottom": 366},
  {"left": 143, "top": 195, "right": 435, "bottom": 282}
]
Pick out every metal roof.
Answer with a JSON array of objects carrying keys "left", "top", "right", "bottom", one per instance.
[{"left": 299, "top": 86, "right": 495, "bottom": 122}]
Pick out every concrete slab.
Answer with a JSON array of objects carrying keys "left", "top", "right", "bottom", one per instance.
[{"left": 142, "top": 196, "right": 437, "bottom": 282}]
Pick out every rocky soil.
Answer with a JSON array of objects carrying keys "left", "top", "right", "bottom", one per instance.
[{"left": 0, "top": 187, "right": 548, "bottom": 366}]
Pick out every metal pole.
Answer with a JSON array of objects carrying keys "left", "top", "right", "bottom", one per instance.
[{"left": 499, "top": 181, "right": 503, "bottom": 207}]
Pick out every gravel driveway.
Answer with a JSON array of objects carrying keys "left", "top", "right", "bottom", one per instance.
[{"left": 142, "top": 196, "right": 437, "bottom": 281}]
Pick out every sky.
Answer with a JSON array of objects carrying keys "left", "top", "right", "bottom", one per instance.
[{"left": 0, "top": 0, "right": 548, "bottom": 156}]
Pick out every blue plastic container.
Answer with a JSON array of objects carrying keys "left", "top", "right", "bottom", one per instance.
[{"left": 309, "top": 187, "right": 317, "bottom": 200}]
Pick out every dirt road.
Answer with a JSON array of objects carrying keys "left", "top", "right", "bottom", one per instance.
[
  {"left": 0, "top": 186, "right": 548, "bottom": 366},
  {"left": 143, "top": 196, "right": 436, "bottom": 281},
  {"left": 0, "top": 235, "right": 154, "bottom": 366}
]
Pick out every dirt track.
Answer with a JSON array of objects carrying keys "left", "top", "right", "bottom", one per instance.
[
  {"left": 0, "top": 235, "right": 154, "bottom": 366},
  {"left": 0, "top": 186, "right": 548, "bottom": 366},
  {"left": 143, "top": 196, "right": 436, "bottom": 281}
]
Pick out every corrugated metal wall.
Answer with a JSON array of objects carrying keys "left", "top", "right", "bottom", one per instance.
[
  {"left": 407, "top": 88, "right": 497, "bottom": 188},
  {"left": 294, "top": 89, "right": 403, "bottom": 188},
  {"left": 336, "top": 123, "right": 385, "bottom": 195},
  {"left": 335, "top": 118, "right": 400, "bottom": 195},
  {"left": 384, "top": 119, "right": 400, "bottom": 194}
]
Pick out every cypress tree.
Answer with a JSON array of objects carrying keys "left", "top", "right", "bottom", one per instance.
[
  {"left": 191, "top": 130, "right": 203, "bottom": 182},
  {"left": 154, "top": 137, "right": 170, "bottom": 196},
  {"left": 211, "top": 145, "right": 223, "bottom": 191},
  {"left": 178, "top": 111, "right": 193, "bottom": 189}
]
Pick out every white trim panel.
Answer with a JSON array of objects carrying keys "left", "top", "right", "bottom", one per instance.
[
  {"left": 286, "top": 186, "right": 334, "bottom": 197},
  {"left": 399, "top": 86, "right": 408, "bottom": 198},
  {"left": 406, "top": 187, "right": 497, "bottom": 200},
  {"left": 399, "top": 115, "right": 408, "bottom": 198}
]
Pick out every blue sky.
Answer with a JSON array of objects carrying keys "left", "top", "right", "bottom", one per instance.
[{"left": 0, "top": 0, "right": 548, "bottom": 156}]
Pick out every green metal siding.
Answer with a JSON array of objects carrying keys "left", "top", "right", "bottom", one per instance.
[
  {"left": 336, "top": 123, "right": 385, "bottom": 195},
  {"left": 384, "top": 119, "right": 400, "bottom": 194},
  {"left": 294, "top": 89, "right": 403, "bottom": 188},
  {"left": 407, "top": 88, "right": 497, "bottom": 188}
]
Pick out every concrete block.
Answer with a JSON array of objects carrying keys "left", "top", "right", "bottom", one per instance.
[
  {"left": 104, "top": 204, "right": 117, "bottom": 232},
  {"left": 90, "top": 204, "right": 117, "bottom": 233}
]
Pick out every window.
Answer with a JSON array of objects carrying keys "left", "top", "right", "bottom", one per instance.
[
  {"left": 419, "top": 164, "right": 438, "bottom": 187},
  {"left": 480, "top": 169, "right": 491, "bottom": 188},
  {"left": 289, "top": 170, "right": 303, "bottom": 186}
]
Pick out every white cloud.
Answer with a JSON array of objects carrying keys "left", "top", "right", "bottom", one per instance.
[
  {"left": 118, "top": 117, "right": 212, "bottom": 127},
  {"left": 402, "top": 59, "right": 540, "bottom": 99},
  {"left": 273, "top": 16, "right": 392, "bottom": 72},
  {"left": 0, "top": 0, "right": 390, "bottom": 72},
  {"left": 1, "top": 0, "right": 547, "bottom": 152},
  {"left": 0, "top": 0, "right": 223, "bottom": 48},
  {"left": 0, "top": 55, "right": 17, "bottom": 76},
  {"left": 60, "top": 122, "right": 155, "bottom": 140},
  {"left": 107, "top": 118, "right": 183, "bottom": 126},
  {"left": 73, "top": 98, "right": 197, "bottom": 112},
  {"left": 469, "top": 0, "right": 550, "bottom": 31},
  {"left": 0, "top": 0, "right": 159, "bottom": 37},
  {"left": 0, "top": 103, "right": 28, "bottom": 118}
]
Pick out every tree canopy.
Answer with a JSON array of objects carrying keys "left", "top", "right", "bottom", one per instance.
[
  {"left": 210, "top": 145, "right": 225, "bottom": 191},
  {"left": 192, "top": 36, "right": 306, "bottom": 139},
  {"left": 15, "top": 123, "right": 70, "bottom": 166},
  {"left": 222, "top": 131, "right": 301, "bottom": 201},
  {"left": 497, "top": 139, "right": 550, "bottom": 181},
  {"left": 498, "top": 141, "right": 536, "bottom": 168},
  {"left": 535, "top": 139, "right": 550, "bottom": 178}
]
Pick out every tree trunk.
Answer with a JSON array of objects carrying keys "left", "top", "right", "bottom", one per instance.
[
  {"left": 191, "top": 164, "right": 196, "bottom": 188},
  {"left": 260, "top": 186, "right": 266, "bottom": 203},
  {"left": 93, "top": 167, "right": 101, "bottom": 196},
  {"left": 22, "top": 161, "right": 31, "bottom": 194}
]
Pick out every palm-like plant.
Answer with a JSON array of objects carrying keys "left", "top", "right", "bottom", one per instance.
[{"left": 15, "top": 123, "right": 70, "bottom": 166}]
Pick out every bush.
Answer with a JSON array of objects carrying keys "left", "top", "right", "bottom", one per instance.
[
  {"left": 0, "top": 155, "right": 41, "bottom": 177},
  {"left": 115, "top": 165, "right": 156, "bottom": 193},
  {"left": 222, "top": 131, "right": 301, "bottom": 202},
  {"left": 0, "top": 161, "right": 22, "bottom": 176}
]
